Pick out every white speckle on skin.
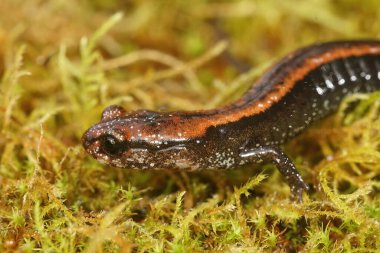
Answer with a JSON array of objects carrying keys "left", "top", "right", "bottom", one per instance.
[
  {"left": 312, "top": 57, "right": 324, "bottom": 64},
  {"left": 316, "top": 85, "right": 326, "bottom": 95},
  {"left": 325, "top": 79, "right": 335, "bottom": 89},
  {"left": 271, "top": 95, "right": 279, "bottom": 101},
  {"left": 323, "top": 100, "right": 330, "bottom": 109}
]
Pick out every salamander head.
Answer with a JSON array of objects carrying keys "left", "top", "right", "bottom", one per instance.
[{"left": 82, "top": 105, "right": 199, "bottom": 169}]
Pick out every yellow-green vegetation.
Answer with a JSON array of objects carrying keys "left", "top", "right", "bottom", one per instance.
[{"left": 1, "top": 0, "right": 380, "bottom": 252}]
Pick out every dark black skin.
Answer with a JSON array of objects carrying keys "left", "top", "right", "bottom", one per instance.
[{"left": 82, "top": 41, "right": 380, "bottom": 200}]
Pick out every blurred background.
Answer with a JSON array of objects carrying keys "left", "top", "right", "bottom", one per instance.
[
  {"left": 1, "top": 0, "right": 380, "bottom": 114},
  {"left": 1, "top": 0, "right": 380, "bottom": 252}
]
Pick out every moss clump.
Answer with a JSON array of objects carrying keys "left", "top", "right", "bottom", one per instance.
[{"left": 1, "top": 0, "right": 380, "bottom": 252}]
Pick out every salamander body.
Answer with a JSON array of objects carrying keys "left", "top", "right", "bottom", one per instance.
[{"left": 82, "top": 41, "right": 380, "bottom": 198}]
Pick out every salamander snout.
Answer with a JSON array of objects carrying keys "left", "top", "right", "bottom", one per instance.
[
  {"left": 82, "top": 130, "right": 121, "bottom": 156},
  {"left": 81, "top": 123, "right": 128, "bottom": 166},
  {"left": 82, "top": 104, "right": 130, "bottom": 164}
]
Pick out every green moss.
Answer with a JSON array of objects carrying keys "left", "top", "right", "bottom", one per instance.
[{"left": 1, "top": 0, "right": 380, "bottom": 252}]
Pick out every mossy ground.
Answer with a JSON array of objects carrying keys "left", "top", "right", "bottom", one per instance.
[{"left": 1, "top": 0, "right": 380, "bottom": 252}]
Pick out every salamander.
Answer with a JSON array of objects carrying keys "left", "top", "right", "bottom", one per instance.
[{"left": 82, "top": 40, "right": 380, "bottom": 200}]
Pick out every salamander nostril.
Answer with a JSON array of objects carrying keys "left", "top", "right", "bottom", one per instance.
[{"left": 81, "top": 130, "right": 94, "bottom": 150}]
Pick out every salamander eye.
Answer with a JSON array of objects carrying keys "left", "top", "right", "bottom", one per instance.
[{"left": 101, "top": 135, "right": 122, "bottom": 156}]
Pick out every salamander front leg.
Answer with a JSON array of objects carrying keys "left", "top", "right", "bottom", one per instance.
[{"left": 239, "top": 146, "right": 309, "bottom": 201}]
